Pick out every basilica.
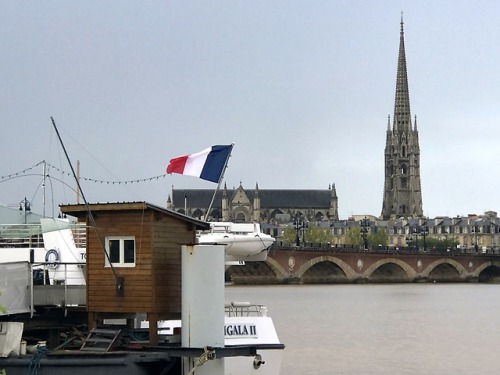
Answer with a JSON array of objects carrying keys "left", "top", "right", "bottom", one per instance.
[{"left": 167, "top": 182, "right": 339, "bottom": 223}]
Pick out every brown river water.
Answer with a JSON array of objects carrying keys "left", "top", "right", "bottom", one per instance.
[{"left": 226, "top": 283, "right": 500, "bottom": 374}]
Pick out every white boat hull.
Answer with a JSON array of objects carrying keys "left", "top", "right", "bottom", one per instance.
[
  {"left": 198, "top": 233, "right": 273, "bottom": 260},
  {"left": 197, "top": 222, "right": 275, "bottom": 262},
  {"left": 224, "top": 315, "right": 283, "bottom": 375},
  {"left": 0, "top": 218, "right": 86, "bottom": 286},
  {"left": 142, "top": 315, "right": 282, "bottom": 375}
]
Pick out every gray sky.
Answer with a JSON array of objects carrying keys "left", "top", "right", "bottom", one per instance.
[{"left": 1, "top": 1, "right": 499, "bottom": 220}]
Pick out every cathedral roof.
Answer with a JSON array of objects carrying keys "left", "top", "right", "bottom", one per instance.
[
  {"left": 172, "top": 188, "right": 332, "bottom": 209},
  {"left": 256, "top": 189, "right": 331, "bottom": 208}
]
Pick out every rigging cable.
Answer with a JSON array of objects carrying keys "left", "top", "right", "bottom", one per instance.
[{"left": 0, "top": 160, "right": 167, "bottom": 186}]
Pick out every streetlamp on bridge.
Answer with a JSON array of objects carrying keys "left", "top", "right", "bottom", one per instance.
[
  {"left": 19, "top": 197, "right": 31, "bottom": 224},
  {"left": 293, "top": 215, "right": 306, "bottom": 246},
  {"left": 413, "top": 225, "right": 428, "bottom": 252},
  {"left": 406, "top": 232, "right": 413, "bottom": 250},
  {"left": 360, "top": 216, "right": 370, "bottom": 250},
  {"left": 472, "top": 225, "right": 480, "bottom": 252}
]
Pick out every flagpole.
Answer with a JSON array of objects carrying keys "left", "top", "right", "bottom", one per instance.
[{"left": 205, "top": 143, "right": 233, "bottom": 221}]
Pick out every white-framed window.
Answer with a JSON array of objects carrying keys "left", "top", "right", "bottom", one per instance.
[{"left": 105, "top": 236, "right": 135, "bottom": 267}]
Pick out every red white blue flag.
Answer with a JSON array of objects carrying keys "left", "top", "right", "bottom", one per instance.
[{"left": 166, "top": 145, "right": 233, "bottom": 183}]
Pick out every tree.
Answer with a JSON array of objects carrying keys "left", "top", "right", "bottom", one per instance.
[
  {"left": 0, "top": 292, "right": 5, "bottom": 314},
  {"left": 281, "top": 226, "right": 297, "bottom": 244},
  {"left": 345, "top": 227, "right": 363, "bottom": 246},
  {"left": 414, "top": 237, "right": 459, "bottom": 252},
  {"left": 280, "top": 224, "right": 333, "bottom": 246},
  {"left": 368, "top": 228, "right": 388, "bottom": 247},
  {"left": 303, "top": 226, "right": 333, "bottom": 245}
]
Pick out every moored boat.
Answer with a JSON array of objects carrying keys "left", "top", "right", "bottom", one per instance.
[
  {"left": 0, "top": 215, "right": 87, "bottom": 286},
  {"left": 197, "top": 222, "right": 275, "bottom": 262},
  {"left": 139, "top": 301, "right": 283, "bottom": 374}
]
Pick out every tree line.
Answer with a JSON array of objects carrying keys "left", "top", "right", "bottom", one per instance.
[{"left": 281, "top": 225, "right": 458, "bottom": 251}]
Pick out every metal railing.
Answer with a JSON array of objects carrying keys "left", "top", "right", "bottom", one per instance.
[
  {"left": 225, "top": 302, "right": 266, "bottom": 317},
  {"left": 29, "top": 262, "right": 86, "bottom": 317},
  {"left": 0, "top": 223, "right": 86, "bottom": 248},
  {"left": 271, "top": 243, "right": 500, "bottom": 256}
]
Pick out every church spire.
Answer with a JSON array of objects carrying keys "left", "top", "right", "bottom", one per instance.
[
  {"left": 393, "top": 13, "right": 412, "bottom": 133},
  {"left": 381, "top": 17, "right": 423, "bottom": 220}
]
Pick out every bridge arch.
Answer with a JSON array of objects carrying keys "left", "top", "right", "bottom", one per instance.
[
  {"left": 364, "top": 258, "right": 416, "bottom": 282},
  {"left": 264, "top": 257, "right": 288, "bottom": 280},
  {"left": 295, "top": 256, "right": 357, "bottom": 281},
  {"left": 422, "top": 259, "right": 468, "bottom": 282},
  {"left": 472, "top": 260, "right": 500, "bottom": 276},
  {"left": 472, "top": 261, "right": 500, "bottom": 282}
]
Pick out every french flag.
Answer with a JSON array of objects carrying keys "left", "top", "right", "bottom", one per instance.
[{"left": 166, "top": 145, "right": 233, "bottom": 183}]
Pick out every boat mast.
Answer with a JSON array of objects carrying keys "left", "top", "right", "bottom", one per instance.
[
  {"left": 76, "top": 160, "right": 80, "bottom": 204},
  {"left": 51, "top": 117, "right": 123, "bottom": 294},
  {"left": 42, "top": 160, "right": 47, "bottom": 218}
]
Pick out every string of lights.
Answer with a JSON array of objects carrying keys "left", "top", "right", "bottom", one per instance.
[{"left": 0, "top": 160, "right": 167, "bottom": 185}]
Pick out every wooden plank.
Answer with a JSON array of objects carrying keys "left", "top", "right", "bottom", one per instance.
[
  {"left": 89, "top": 296, "right": 153, "bottom": 303},
  {"left": 88, "top": 303, "right": 153, "bottom": 312},
  {"left": 88, "top": 271, "right": 152, "bottom": 280}
]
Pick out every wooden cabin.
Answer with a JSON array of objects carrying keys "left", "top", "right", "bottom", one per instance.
[{"left": 60, "top": 201, "right": 210, "bottom": 345}]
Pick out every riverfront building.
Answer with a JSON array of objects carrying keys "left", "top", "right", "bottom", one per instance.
[{"left": 330, "top": 211, "right": 500, "bottom": 252}]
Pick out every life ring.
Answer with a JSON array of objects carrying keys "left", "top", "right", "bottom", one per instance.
[{"left": 45, "top": 249, "right": 60, "bottom": 268}]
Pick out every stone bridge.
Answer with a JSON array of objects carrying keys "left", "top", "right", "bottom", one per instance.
[{"left": 227, "top": 246, "right": 500, "bottom": 284}]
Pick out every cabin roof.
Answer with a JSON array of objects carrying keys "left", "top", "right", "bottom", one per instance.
[{"left": 59, "top": 201, "right": 211, "bottom": 229}]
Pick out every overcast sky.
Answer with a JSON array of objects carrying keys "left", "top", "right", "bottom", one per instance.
[{"left": 1, "top": 1, "right": 499, "bottom": 220}]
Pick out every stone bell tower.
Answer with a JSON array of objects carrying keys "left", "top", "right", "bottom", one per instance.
[{"left": 381, "top": 17, "right": 423, "bottom": 220}]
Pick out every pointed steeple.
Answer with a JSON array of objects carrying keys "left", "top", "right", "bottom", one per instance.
[
  {"left": 381, "top": 17, "right": 423, "bottom": 220},
  {"left": 253, "top": 182, "right": 260, "bottom": 221},
  {"left": 329, "top": 183, "right": 339, "bottom": 221},
  {"left": 393, "top": 13, "right": 412, "bottom": 133},
  {"left": 222, "top": 182, "right": 229, "bottom": 220}
]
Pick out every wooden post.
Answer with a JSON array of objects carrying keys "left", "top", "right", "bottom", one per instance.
[
  {"left": 148, "top": 313, "right": 158, "bottom": 346},
  {"left": 87, "top": 312, "right": 96, "bottom": 330}
]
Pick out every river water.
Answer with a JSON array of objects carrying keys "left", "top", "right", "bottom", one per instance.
[{"left": 225, "top": 284, "right": 500, "bottom": 374}]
